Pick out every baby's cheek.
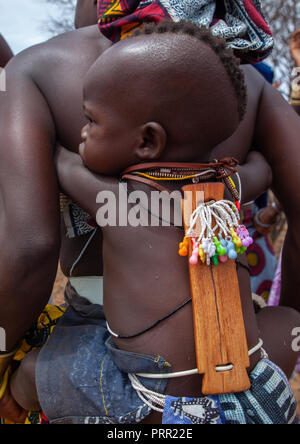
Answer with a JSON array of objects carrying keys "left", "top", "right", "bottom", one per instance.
[{"left": 82, "top": 144, "right": 108, "bottom": 174}]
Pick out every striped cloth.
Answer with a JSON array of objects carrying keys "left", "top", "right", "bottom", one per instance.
[
  {"left": 163, "top": 359, "right": 299, "bottom": 424},
  {"left": 97, "top": 0, "right": 273, "bottom": 62}
]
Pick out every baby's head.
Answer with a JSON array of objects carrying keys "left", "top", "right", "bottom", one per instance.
[{"left": 80, "top": 20, "right": 247, "bottom": 175}]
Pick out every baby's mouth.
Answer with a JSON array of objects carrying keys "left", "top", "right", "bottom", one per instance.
[{"left": 79, "top": 142, "right": 85, "bottom": 160}]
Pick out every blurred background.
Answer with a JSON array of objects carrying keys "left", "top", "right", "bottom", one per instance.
[{"left": 0, "top": 0, "right": 74, "bottom": 54}]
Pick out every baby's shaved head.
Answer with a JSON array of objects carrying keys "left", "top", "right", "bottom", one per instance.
[
  {"left": 84, "top": 20, "right": 247, "bottom": 158},
  {"left": 132, "top": 20, "right": 247, "bottom": 121}
]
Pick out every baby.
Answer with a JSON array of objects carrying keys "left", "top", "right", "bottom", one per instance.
[{"left": 9, "top": 21, "right": 300, "bottom": 424}]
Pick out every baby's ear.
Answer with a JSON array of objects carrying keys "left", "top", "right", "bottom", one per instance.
[{"left": 135, "top": 122, "right": 167, "bottom": 161}]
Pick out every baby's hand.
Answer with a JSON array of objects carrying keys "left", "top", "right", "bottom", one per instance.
[
  {"left": 54, "top": 143, "right": 79, "bottom": 168},
  {"left": 54, "top": 143, "right": 82, "bottom": 190},
  {"left": 238, "top": 151, "right": 272, "bottom": 205}
]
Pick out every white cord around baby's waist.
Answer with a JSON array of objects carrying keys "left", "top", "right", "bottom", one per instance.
[
  {"left": 129, "top": 339, "right": 267, "bottom": 414},
  {"left": 128, "top": 373, "right": 166, "bottom": 413},
  {"left": 135, "top": 338, "right": 265, "bottom": 379}
]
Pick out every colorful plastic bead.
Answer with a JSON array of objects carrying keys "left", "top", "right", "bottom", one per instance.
[
  {"left": 212, "top": 254, "right": 219, "bottom": 266},
  {"left": 213, "top": 237, "right": 226, "bottom": 257},
  {"left": 189, "top": 238, "right": 199, "bottom": 265},
  {"left": 179, "top": 237, "right": 189, "bottom": 256},
  {"left": 230, "top": 228, "right": 242, "bottom": 248},
  {"left": 199, "top": 246, "right": 206, "bottom": 263},
  {"left": 226, "top": 237, "right": 238, "bottom": 260}
]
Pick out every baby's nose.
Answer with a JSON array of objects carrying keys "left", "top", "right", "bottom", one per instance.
[{"left": 81, "top": 125, "right": 88, "bottom": 141}]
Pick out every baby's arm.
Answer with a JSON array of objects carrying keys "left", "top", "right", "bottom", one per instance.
[
  {"left": 0, "top": 349, "right": 40, "bottom": 422},
  {"left": 56, "top": 145, "right": 272, "bottom": 218},
  {"left": 9, "top": 350, "right": 41, "bottom": 413},
  {"left": 55, "top": 145, "right": 118, "bottom": 220},
  {"left": 237, "top": 151, "right": 272, "bottom": 205},
  {"left": 0, "top": 366, "right": 27, "bottom": 422}
]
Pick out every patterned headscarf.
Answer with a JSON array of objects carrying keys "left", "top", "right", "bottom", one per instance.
[{"left": 97, "top": 0, "right": 273, "bottom": 63}]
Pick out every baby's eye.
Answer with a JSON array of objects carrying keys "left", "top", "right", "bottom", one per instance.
[{"left": 85, "top": 114, "right": 95, "bottom": 125}]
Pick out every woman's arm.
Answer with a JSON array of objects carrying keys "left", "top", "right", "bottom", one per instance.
[
  {"left": 0, "top": 53, "right": 61, "bottom": 353},
  {"left": 254, "top": 80, "right": 300, "bottom": 312}
]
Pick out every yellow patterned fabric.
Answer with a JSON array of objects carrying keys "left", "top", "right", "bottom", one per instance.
[
  {"left": 2, "top": 305, "right": 65, "bottom": 424},
  {"left": 14, "top": 305, "right": 66, "bottom": 362}
]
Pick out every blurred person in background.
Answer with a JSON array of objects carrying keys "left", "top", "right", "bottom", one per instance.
[
  {"left": 290, "top": 28, "right": 300, "bottom": 116},
  {"left": 0, "top": 34, "right": 13, "bottom": 67}
]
